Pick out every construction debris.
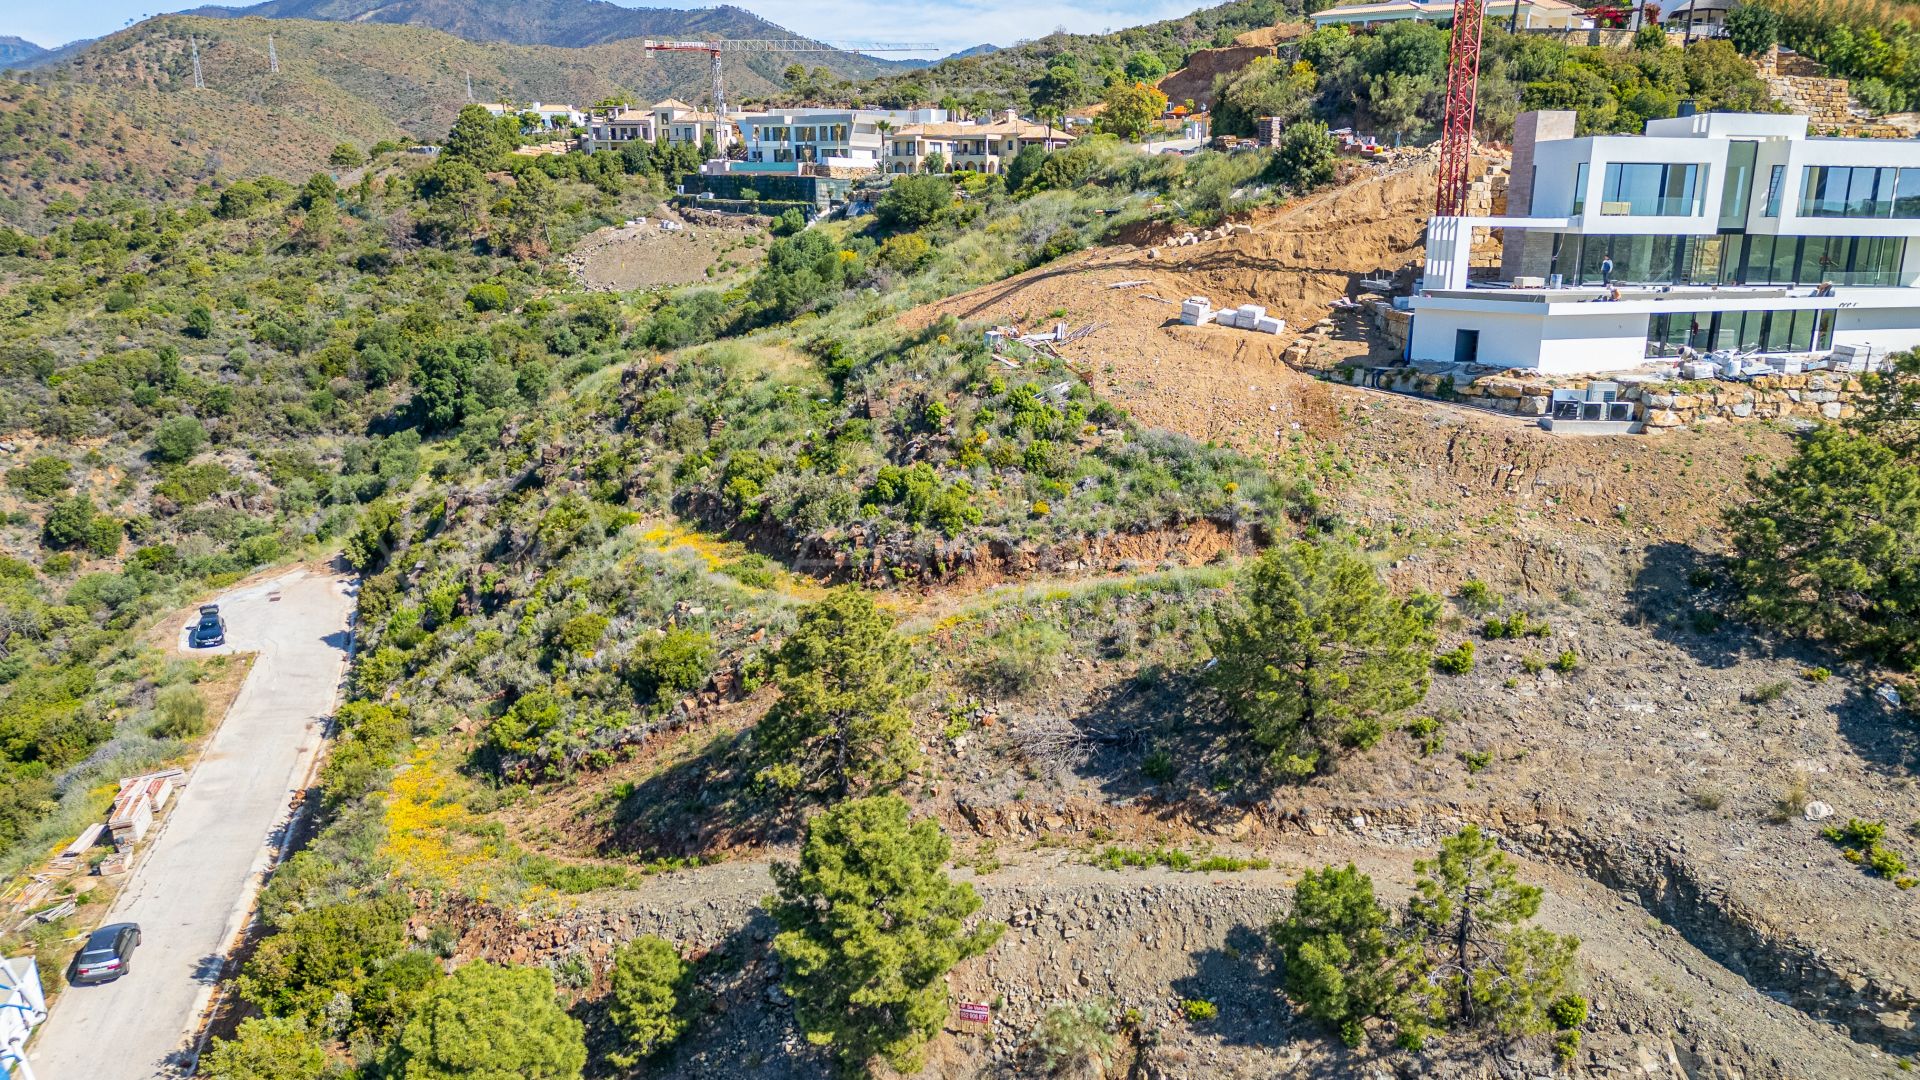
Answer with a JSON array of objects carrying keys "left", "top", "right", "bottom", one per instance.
[
  {"left": 1179, "top": 296, "right": 1284, "bottom": 334},
  {"left": 1106, "top": 279, "right": 1151, "bottom": 289}
]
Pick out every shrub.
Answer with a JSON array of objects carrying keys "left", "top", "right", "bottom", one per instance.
[
  {"left": 1455, "top": 578, "right": 1500, "bottom": 615},
  {"left": 1404, "top": 713, "right": 1445, "bottom": 756},
  {"left": 1553, "top": 1029, "right": 1582, "bottom": 1066},
  {"left": 1141, "top": 749, "right": 1176, "bottom": 782},
  {"left": 630, "top": 627, "right": 715, "bottom": 701},
  {"left": 1547, "top": 993, "right": 1588, "bottom": 1029},
  {"left": 552, "top": 613, "right": 609, "bottom": 657},
  {"left": 1181, "top": 999, "right": 1218, "bottom": 1023},
  {"left": 466, "top": 283, "right": 510, "bottom": 312},
  {"left": 1025, "top": 999, "right": 1119, "bottom": 1077},
  {"left": 875, "top": 174, "right": 951, "bottom": 232},
  {"left": 606, "top": 936, "right": 691, "bottom": 1066},
  {"left": 972, "top": 619, "right": 1068, "bottom": 695},
  {"left": 770, "top": 207, "right": 806, "bottom": 236},
  {"left": 151, "top": 416, "right": 209, "bottom": 463},
  {"left": 152, "top": 684, "right": 206, "bottom": 739},
  {"left": 1552, "top": 650, "right": 1580, "bottom": 673},
  {"left": 394, "top": 961, "right": 587, "bottom": 1080},
  {"left": 7, "top": 457, "right": 72, "bottom": 501},
  {"left": 1745, "top": 680, "right": 1790, "bottom": 704},
  {"left": 1433, "top": 640, "right": 1475, "bottom": 675},
  {"left": 201, "top": 1016, "right": 326, "bottom": 1080}
]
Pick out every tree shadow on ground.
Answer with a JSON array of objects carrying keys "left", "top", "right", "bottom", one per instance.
[
  {"left": 1058, "top": 668, "right": 1266, "bottom": 816},
  {"left": 597, "top": 726, "right": 799, "bottom": 862},
  {"left": 1623, "top": 541, "right": 1761, "bottom": 670},
  {"left": 577, "top": 908, "right": 828, "bottom": 1080},
  {"left": 1168, "top": 923, "right": 1290, "bottom": 1051},
  {"left": 1832, "top": 680, "right": 1920, "bottom": 778}
]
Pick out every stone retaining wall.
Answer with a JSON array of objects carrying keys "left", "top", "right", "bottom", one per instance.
[{"left": 1327, "top": 364, "right": 1870, "bottom": 431}]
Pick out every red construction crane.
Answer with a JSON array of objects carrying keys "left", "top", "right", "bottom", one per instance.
[
  {"left": 1434, "top": 0, "right": 1487, "bottom": 217},
  {"left": 641, "top": 39, "right": 935, "bottom": 118}
]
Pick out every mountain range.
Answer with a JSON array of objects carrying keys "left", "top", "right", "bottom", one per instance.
[
  {"left": 0, "top": 36, "right": 49, "bottom": 67},
  {"left": 183, "top": 0, "right": 826, "bottom": 50}
]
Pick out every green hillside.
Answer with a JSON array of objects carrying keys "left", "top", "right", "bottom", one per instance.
[{"left": 0, "top": 13, "right": 889, "bottom": 228}]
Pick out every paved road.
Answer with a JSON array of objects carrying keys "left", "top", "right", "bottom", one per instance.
[{"left": 30, "top": 567, "right": 357, "bottom": 1080}]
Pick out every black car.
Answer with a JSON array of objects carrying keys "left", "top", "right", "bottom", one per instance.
[
  {"left": 71, "top": 923, "right": 140, "bottom": 985},
  {"left": 190, "top": 604, "right": 225, "bottom": 648}
]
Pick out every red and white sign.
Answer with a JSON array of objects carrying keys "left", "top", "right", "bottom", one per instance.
[{"left": 956, "top": 1001, "right": 992, "bottom": 1024}]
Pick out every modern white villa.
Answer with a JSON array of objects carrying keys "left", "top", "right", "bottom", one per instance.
[
  {"left": 733, "top": 107, "right": 948, "bottom": 171},
  {"left": 1414, "top": 110, "right": 1920, "bottom": 374}
]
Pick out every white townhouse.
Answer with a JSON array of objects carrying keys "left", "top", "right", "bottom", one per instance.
[
  {"left": 734, "top": 107, "right": 947, "bottom": 171},
  {"left": 1414, "top": 110, "right": 1920, "bottom": 374},
  {"left": 479, "top": 101, "right": 585, "bottom": 130}
]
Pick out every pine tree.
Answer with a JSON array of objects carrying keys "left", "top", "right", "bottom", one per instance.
[
  {"left": 1406, "top": 826, "right": 1579, "bottom": 1036},
  {"left": 606, "top": 935, "right": 691, "bottom": 1066},
  {"left": 1726, "top": 427, "right": 1920, "bottom": 668},
  {"left": 445, "top": 104, "right": 507, "bottom": 169},
  {"left": 394, "top": 961, "right": 586, "bottom": 1080},
  {"left": 755, "top": 589, "right": 927, "bottom": 799},
  {"left": 1851, "top": 348, "right": 1920, "bottom": 458},
  {"left": 1271, "top": 863, "right": 1419, "bottom": 1047},
  {"left": 768, "top": 795, "right": 1002, "bottom": 1074},
  {"left": 1207, "top": 541, "right": 1436, "bottom": 779}
]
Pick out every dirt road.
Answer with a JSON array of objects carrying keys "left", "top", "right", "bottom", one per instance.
[{"left": 29, "top": 567, "right": 357, "bottom": 1080}]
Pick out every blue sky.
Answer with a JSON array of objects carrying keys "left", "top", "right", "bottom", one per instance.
[{"left": 0, "top": 0, "right": 1208, "bottom": 55}]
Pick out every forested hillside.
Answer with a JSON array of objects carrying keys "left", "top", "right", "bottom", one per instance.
[{"left": 839, "top": 0, "right": 1298, "bottom": 112}]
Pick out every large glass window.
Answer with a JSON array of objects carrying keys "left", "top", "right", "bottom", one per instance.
[
  {"left": 1601, "top": 162, "right": 1703, "bottom": 216},
  {"left": 1572, "top": 162, "right": 1588, "bottom": 216},
  {"left": 1576, "top": 233, "right": 1908, "bottom": 287},
  {"left": 1800, "top": 165, "right": 1920, "bottom": 218},
  {"left": 1720, "top": 141, "right": 1757, "bottom": 226},
  {"left": 1646, "top": 308, "right": 1835, "bottom": 357},
  {"left": 1765, "top": 165, "right": 1785, "bottom": 217}
]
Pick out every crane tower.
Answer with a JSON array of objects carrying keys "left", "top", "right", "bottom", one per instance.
[{"left": 1434, "top": 0, "right": 1486, "bottom": 217}]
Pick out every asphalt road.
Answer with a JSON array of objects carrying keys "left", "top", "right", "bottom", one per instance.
[{"left": 29, "top": 567, "right": 357, "bottom": 1080}]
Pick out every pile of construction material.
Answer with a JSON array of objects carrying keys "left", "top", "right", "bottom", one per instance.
[
  {"left": 1164, "top": 222, "right": 1252, "bottom": 248},
  {"left": 1179, "top": 297, "right": 1284, "bottom": 335}
]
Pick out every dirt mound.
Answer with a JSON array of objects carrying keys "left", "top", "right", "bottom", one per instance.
[
  {"left": 1155, "top": 25, "right": 1304, "bottom": 108},
  {"left": 1233, "top": 23, "right": 1310, "bottom": 47},
  {"left": 565, "top": 209, "right": 765, "bottom": 293}
]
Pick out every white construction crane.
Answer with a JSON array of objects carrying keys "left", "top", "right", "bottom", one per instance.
[{"left": 640, "top": 39, "right": 935, "bottom": 116}]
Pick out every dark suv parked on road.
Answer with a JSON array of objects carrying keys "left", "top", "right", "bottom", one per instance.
[
  {"left": 190, "top": 604, "right": 225, "bottom": 648},
  {"left": 71, "top": 923, "right": 140, "bottom": 985}
]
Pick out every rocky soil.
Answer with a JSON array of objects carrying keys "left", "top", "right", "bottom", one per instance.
[
  {"left": 565, "top": 208, "right": 766, "bottom": 293},
  {"left": 432, "top": 837, "right": 1895, "bottom": 1079}
]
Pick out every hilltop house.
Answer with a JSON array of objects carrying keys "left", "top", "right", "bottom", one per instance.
[
  {"left": 1412, "top": 109, "right": 1920, "bottom": 374},
  {"left": 580, "top": 99, "right": 735, "bottom": 153},
  {"left": 734, "top": 107, "right": 947, "bottom": 171},
  {"left": 885, "top": 111, "right": 1076, "bottom": 174},
  {"left": 479, "top": 102, "right": 585, "bottom": 130},
  {"left": 1311, "top": 0, "right": 1585, "bottom": 30}
]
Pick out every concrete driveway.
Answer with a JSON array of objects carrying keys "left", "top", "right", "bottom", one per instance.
[{"left": 29, "top": 566, "right": 357, "bottom": 1080}]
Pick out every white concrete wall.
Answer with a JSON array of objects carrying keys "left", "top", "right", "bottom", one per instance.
[
  {"left": 1409, "top": 305, "right": 1551, "bottom": 369},
  {"left": 1764, "top": 138, "right": 1920, "bottom": 237},
  {"left": 1834, "top": 304, "right": 1920, "bottom": 355}
]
